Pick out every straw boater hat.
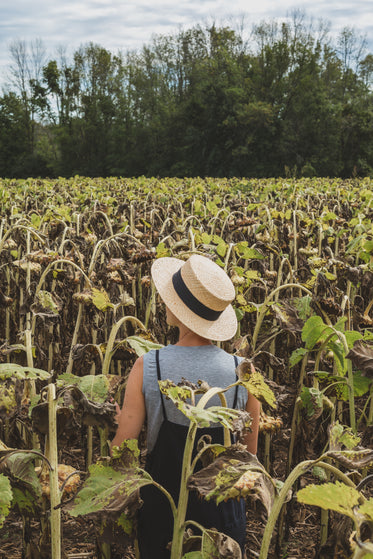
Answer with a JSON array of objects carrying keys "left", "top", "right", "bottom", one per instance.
[{"left": 151, "top": 254, "right": 237, "bottom": 341}]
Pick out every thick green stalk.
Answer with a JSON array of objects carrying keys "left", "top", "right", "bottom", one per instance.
[
  {"left": 47, "top": 384, "right": 61, "bottom": 559},
  {"left": 34, "top": 259, "right": 91, "bottom": 300},
  {"left": 346, "top": 359, "right": 356, "bottom": 432},
  {"left": 0, "top": 224, "right": 44, "bottom": 254},
  {"left": 169, "top": 385, "right": 233, "bottom": 558},
  {"left": 252, "top": 284, "right": 312, "bottom": 351},
  {"left": 130, "top": 203, "right": 135, "bottom": 235},
  {"left": 99, "top": 426, "right": 109, "bottom": 457},
  {"left": 144, "top": 283, "right": 156, "bottom": 330},
  {"left": 170, "top": 421, "right": 198, "bottom": 559},
  {"left": 66, "top": 303, "right": 84, "bottom": 374},
  {"left": 137, "top": 265, "right": 143, "bottom": 314},
  {"left": 327, "top": 326, "right": 356, "bottom": 433},
  {"left": 188, "top": 228, "right": 196, "bottom": 252},
  {"left": 5, "top": 267, "right": 11, "bottom": 358},
  {"left": 87, "top": 210, "right": 113, "bottom": 237},
  {"left": 86, "top": 232, "right": 143, "bottom": 278},
  {"left": 102, "top": 316, "right": 146, "bottom": 375},
  {"left": 87, "top": 315, "right": 100, "bottom": 466},
  {"left": 224, "top": 242, "right": 235, "bottom": 271},
  {"left": 351, "top": 540, "right": 373, "bottom": 559},
  {"left": 368, "top": 386, "right": 373, "bottom": 426},
  {"left": 259, "top": 459, "right": 357, "bottom": 559},
  {"left": 293, "top": 210, "right": 298, "bottom": 273}
]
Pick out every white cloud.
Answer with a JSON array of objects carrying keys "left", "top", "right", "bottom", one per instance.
[{"left": 1, "top": 0, "right": 372, "bottom": 89}]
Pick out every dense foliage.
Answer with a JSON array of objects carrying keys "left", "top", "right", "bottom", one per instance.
[
  {"left": 1, "top": 14, "right": 373, "bottom": 179},
  {"left": 1, "top": 176, "right": 373, "bottom": 558}
]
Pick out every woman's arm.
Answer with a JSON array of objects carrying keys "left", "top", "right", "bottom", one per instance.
[
  {"left": 242, "top": 390, "right": 261, "bottom": 455},
  {"left": 111, "top": 356, "right": 146, "bottom": 450}
]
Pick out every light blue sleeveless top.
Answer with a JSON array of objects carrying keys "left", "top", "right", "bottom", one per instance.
[{"left": 142, "top": 345, "right": 247, "bottom": 452}]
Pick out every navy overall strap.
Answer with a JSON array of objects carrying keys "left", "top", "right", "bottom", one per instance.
[
  {"left": 233, "top": 355, "right": 239, "bottom": 409},
  {"left": 155, "top": 349, "right": 167, "bottom": 420},
  {"left": 156, "top": 350, "right": 239, "bottom": 414}
]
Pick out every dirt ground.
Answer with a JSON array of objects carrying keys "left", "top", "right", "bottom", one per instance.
[
  {"left": 0, "top": 431, "right": 322, "bottom": 559},
  {"left": 0, "top": 503, "right": 320, "bottom": 559}
]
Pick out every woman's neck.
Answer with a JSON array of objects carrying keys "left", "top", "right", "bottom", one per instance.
[{"left": 175, "top": 324, "right": 212, "bottom": 346}]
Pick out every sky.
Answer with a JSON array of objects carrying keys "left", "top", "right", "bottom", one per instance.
[{"left": 1, "top": 0, "right": 372, "bottom": 89}]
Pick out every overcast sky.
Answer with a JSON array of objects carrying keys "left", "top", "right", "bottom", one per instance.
[{"left": 1, "top": 0, "right": 372, "bottom": 89}]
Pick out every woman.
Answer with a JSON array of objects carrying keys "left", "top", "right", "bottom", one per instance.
[{"left": 112, "top": 254, "right": 260, "bottom": 558}]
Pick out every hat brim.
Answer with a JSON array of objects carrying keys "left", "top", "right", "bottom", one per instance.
[{"left": 151, "top": 257, "right": 238, "bottom": 341}]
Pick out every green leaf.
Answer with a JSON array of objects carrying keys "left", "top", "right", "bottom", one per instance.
[
  {"left": 297, "top": 481, "right": 360, "bottom": 519},
  {"left": 194, "top": 200, "right": 203, "bottom": 215},
  {"left": 0, "top": 364, "right": 51, "bottom": 381},
  {"left": 300, "top": 387, "right": 323, "bottom": 418},
  {"left": 156, "top": 242, "right": 170, "bottom": 258},
  {"left": 188, "top": 447, "right": 274, "bottom": 514},
  {"left": 334, "top": 316, "right": 348, "bottom": 332},
  {"left": 301, "top": 316, "right": 332, "bottom": 349},
  {"left": 30, "top": 213, "right": 41, "bottom": 228},
  {"left": 160, "top": 387, "right": 245, "bottom": 430},
  {"left": 236, "top": 361, "right": 276, "bottom": 409},
  {"left": 0, "top": 474, "right": 12, "bottom": 528},
  {"left": 126, "top": 335, "right": 163, "bottom": 356},
  {"left": 322, "top": 212, "right": 338, "bottom": 222},
  {"left": 216, "top": 242, "right": 227, "bottom": 258},
  {"left": 117, "top": 512, "right": 134, "bottom": 535},
  {"left": 363, "top": 239, "right": 373, "bottom": 254},
  {"left": 212, "top": 234, "right": 224, "bottom": 246},
  {"left": 117, "top": 512, "right": 134, "bottom": 536},
  {"left": 0, "top": 380, "right": 19, "bottom": 418},
  {"left": 201, "top": 528, "right": 242, "bottom": 557},
  {"left": 327, "top": 449, "right": 373, "bottom": 469},
  {"left": 33, "top": 290, "right": 61, "bottom": 316},
  {"left": 57, "top": 373, "right": 120, "bottom": 403},
  {"left": 312, "top": 466, "right": 328, "bottom": 482},
  {"left": 328, "top": 340, "right": 345, "bottom": 369},
  {"left": 235, "top": 294, "right": 247, "bottom": 306},
  {"left": 324, "top": 271, "right": 337, "bottom": 281},
  {"left": 289, "top": 348, "right": 308, "bottom": 368},
  {"left": 245, "top": 269, "right": 260, "bottom": 280},
  {"left": 346, "top": 341, "right": 373, "bottom": 377},
  {"left": 234, "top": 242, "right": 264, "bottom": 260},
  {"left": 68, "top": 462, "right": 152, "bottom": 517},
  {"left": 206, "top": 201, "right": 218, "bottom": 215},
  {"left": 210, "top": 235, "right": 227, "bottom": 257},
  {"left": 0, "top": 452, "right": 42, "bottom": 515},
  {"left": 111, "top": 439, "right": 140, "bottom": 467},
  {"left": 329, "top": 422, "right": 361, "bottom": 451},
  {"left": 12, "top": 487, "right": 40, "bottom": 515},
  {"left": 159, "top": 381, "right": 193, "bottom": 403},
  {"left": 234, "top": 307, "right": 245, "bottom": 322},
  {"left": 359, "top": 499, "right": 373, "bottom": 521},
  {"left": 201, "top": 232, "right": 212, "bottom": 244},
  {"left": 344, "top": 330, "right": 363, "bottom": 349},
  {"left": 182, "top": 553, "right": 203, "bottom": 559},
  {"left": 92, "top": 288, "right": 113, "bottom": 311},
  {"left": 336, "top": 371, "right": 372, "bottom": 400}
]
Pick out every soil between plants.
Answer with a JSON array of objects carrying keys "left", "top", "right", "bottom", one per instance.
[
  {"left": 0, "top": 432, "right": 321, "bottom": 559},
  {"left": 0, "top": 505, "right": 319, "bottom": 559}
]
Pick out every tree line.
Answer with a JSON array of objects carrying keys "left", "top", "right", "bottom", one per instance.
[{"left": 1, "top": 13, "right": 373, "bottom": 179}]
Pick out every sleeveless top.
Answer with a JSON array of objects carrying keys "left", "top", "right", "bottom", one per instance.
[{"left": 142, "top": 344, "right": 247, "bottom": 453}]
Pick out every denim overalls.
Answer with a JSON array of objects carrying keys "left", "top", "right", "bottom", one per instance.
[{"left": 137, "top": 350, "right": 246, "bottom": 558}]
